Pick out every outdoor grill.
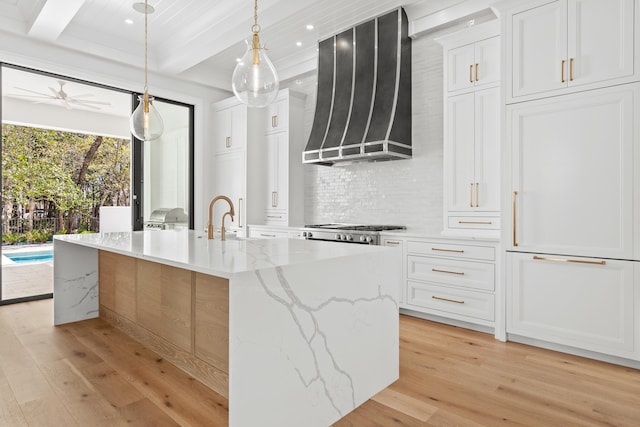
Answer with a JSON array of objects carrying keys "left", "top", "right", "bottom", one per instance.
[{"left": 144, "top": 208, "right": 189, "bottom": 230}]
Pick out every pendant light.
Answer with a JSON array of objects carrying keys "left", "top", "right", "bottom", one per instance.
[
  {"left": 129, "top": 0, "right": 164, "bottom": 141},
  {"left": 231, "top": 0, "right": 279, "bottom": 108}
]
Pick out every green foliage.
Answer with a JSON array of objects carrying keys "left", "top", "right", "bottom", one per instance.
[
  {"left": 25, "top": 229, "right": 51, "bottom": 243},
  {"left": 2, "top": 233, "right": 25, "bottom": 244},
  {"left": 2, "top": 124, "right": 131, "bottom": 233}
]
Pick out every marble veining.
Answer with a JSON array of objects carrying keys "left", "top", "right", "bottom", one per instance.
[{"left": 54, "top": 230, "right": 401, "bottom": 427}]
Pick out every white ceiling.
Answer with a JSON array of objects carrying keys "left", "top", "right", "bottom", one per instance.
[{"left": 0, "top": 0, "right": 455, "bottom": 91}]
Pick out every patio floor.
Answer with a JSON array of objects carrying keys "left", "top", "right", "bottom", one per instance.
[{"left": 2, "top": 244, "right": 53, "bottom": 300}]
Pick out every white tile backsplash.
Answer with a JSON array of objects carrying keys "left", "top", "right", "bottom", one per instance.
[{"left": 284, "top": 36, "right": 444, "bottom": 232}]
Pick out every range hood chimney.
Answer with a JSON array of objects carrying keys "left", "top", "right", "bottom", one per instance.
[{"left": 303, "top": 8, "right": 411, "bottom": 166}]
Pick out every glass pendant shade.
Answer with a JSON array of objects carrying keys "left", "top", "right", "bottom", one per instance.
[
  {"left": 232, "top": 35, "right": 279, "bottom": 108},
  {"left": 130, "top": 94, "right": 164, "bottom": 141}
]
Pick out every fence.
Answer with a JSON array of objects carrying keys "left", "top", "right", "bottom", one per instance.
[{"left": 4, "top": 215, "right": 100, "bottom": 234}]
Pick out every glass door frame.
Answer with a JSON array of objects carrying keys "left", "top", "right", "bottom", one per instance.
[{"left": 130, "top": 93, "right": 195, "bottom": 231}]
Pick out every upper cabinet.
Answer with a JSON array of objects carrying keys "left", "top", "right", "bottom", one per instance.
[
  {"left": 447, "top": 36, "right": 500, "bottom": 93},
  {"left": 212, "top": 98, "right": 247, "bottom": 153},
  {"left": 264, "top": 96, "right": 290, "bottom": 134},
  {"left": 508, "top": 0, "right": 637, "bottom": 102}
]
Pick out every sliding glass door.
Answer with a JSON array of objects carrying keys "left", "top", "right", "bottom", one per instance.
[
  {"left": 131, "top": 96, "right": 194, "bottom": 231},
  {"left": 1, "top": 64, "right": 194, "bottom": 305}
]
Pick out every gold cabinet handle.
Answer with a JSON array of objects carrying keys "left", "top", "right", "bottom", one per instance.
[
  {"left": 267, "top": 215, "right": 282, "bottom": 219},
  {"left": 469, "top": 64, "right": 473, "bottom": 83},
  {"left": 385, "top": 241, "right": 401, "bottom": 245},
  {"left": 238, "top": 198, "right": 243, "bottom": 228},
  {"left": 561, "top": 59, "right": 566, "bottom": 83},
  {"left": 431, "top": 247, "right": 464, "bottom": 253},
  {"left": 569, "top": 57, "right": 574, "bottom": 81},
  {"left": 432, "top": 268, "right": 465, "bottom": 275},
  {"left": 470, "top": 183, "right": 474, "bottom": 207},
  {"left": 475, "top": 63, "right": 479, "bottom": 81},
  {"left": 225, "top": 136, "right": 231, "bottom": 148},
  {"left": 271, "top": 115, "right": 278, "bottom": 128},
  {"left": 260, "top": 233, "right": 276, "bottom": 238},
  {"left": 271, "top": 191, "right": 278, "bottom": 207},
  {"left": 458, "top": 220, "right": 492, "bottom": 225},
  {"left": 533, "top": 255, "right": 606, "bottom": 265},
  {"left": 512, "top": 191, "right": 518, "bottom": 247},
  {"left": 475, "top": 182, "right": 479, "bottom": 207},
  {"left": 432, "top": 295, "right": 465, "bottom": 304}
]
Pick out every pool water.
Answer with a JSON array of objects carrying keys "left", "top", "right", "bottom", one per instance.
[{"left": 4, "top": 250, "right": 53, "bottom": 264}]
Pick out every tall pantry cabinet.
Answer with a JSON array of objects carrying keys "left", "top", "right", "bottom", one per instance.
[
  {"left": 209, "top": 89, "right": 305, "bottom": 235},
  {"left": 439, "top": 21, "right": 502, "bottom": 236},
  {"left": 502, "top": 0, "right": 640, "bottom": 362}
]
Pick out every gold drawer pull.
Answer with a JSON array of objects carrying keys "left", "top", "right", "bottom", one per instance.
[
  {"left": 561, "top": 59, "right": 566, "bottom": 83},
  {"left": 432, "top": 268, "right": 465, "bottom": 275},
  {"left": 431, "top": 247, "right": 464, "bottom": 253},
  {"left": 469, "top": 64, "right": 473, "bottom": 83},
  {"left": 432, "top": 296, "right": 465, "bottom": 304},
  {"left": 260, "top": 233, "right": 276, "bottom": 238},
  {"left": 458, "top": 220, "right": 492, "bottom": 225},
  {"left": 267, "top": 215, "right": 282, "bottom": 219},
  {"left": 469, "top": 183, "right": 474, "bottom": 207},
  {"left": 475, "top": 182, "right": 479, "bottom": 207},
  {"left": 225, "top": 136, "right": 231, "bottom": 148},
  {"left": 475, "top": 63, "right": 479, "bottom": 81},
  {"left": 533, "top": 256, "right": 606, "bottom": 265},
  {"left": 385, "top": 241, "right": 401, "bottom": 245}
]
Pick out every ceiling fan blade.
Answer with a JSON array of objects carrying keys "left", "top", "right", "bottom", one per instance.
[
  {"left": 68, "top": 93, "right": 95, "bottom": 98},
  {"left": 14, "top": 87, "right": 52, "bottom": 97},
  {"left": 74, "top": 102, "right": 101, "bottom": 110},
  {"left": 49, "top": 87, "right": 61, "bottom": 98},
  {"left": 9, "top": 94, "right": 53, "bottom": 100},
  {"left": 68, "top": 99, "right": 111, "bottom": 106}
]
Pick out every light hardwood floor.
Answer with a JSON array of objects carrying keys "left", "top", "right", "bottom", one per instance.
[{"left": 0, "top": 299, "right": 638, "bottom": 426}]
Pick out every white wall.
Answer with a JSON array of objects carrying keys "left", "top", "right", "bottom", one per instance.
[{"left": 284, "top": 35, "right": 445, "bottom": 231}]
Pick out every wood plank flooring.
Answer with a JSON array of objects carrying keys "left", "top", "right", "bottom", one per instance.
[{"left": 0, "top": 299, "right": 638, "bottom": 426}]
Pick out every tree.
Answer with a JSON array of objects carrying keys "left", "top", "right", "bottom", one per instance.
[{"left": 1, "top": 124, "right": 130, "bottom": 234}]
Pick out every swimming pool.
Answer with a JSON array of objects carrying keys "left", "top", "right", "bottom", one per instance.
[{"left": 4, "top": 250, "right": 53, "bottom": 264}]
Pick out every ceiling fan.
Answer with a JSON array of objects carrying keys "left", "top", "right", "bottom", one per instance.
[{"left": 12, "top": 80, "right": 111, "bottom": 110}]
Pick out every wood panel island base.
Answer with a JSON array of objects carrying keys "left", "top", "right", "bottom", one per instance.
[{"left": 53, "top": 230, "right": 401, "bottom": 427}]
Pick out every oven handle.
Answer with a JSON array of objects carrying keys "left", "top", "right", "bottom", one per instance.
[{"left": 305, "top": 237, "right": 374, "bottom": 245}]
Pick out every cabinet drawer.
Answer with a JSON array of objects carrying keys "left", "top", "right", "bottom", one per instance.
[
  {"left": 264, "top": 211, "right": 287, "bottom": 225},
  {"left": 408, "top": 256, "right": 494, "bottom": 291},
  {"left": 248, "top": 229, "right": 289, "bottom": 239},
  {"left": 448, "top": 216, "right": 500, "bottom": 230},
  {"left": 406, "top": 241, "right": 495, "bottom": 261},
  {"left": 407, "top": 281, "right": 495, "bottom": 321}
]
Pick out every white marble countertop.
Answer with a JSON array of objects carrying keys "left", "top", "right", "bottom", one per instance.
[{"left": 54, "top": 230, "right": 390, "bottom": 279}]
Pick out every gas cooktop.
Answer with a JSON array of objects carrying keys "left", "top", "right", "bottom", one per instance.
[{"left": 302, "top": 224, "right": 406, "bottom": 245}]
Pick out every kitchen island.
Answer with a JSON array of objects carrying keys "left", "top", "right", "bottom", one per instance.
[{"left": 53, "top": 230, "right": 401, "bottom": 426}]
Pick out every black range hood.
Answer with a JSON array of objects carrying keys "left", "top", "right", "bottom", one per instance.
[{"left": 303, "top": 8, "right": 411, "bottom": 166}]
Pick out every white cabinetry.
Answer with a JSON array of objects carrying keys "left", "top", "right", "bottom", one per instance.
[
  {"left": 447, "top": 36, "right": 500, "bottom": 93},
  {"left": 210, "top": 97, "right": 261, "bottom": 234},
  {"left": 508, "top": 0, "right": 636, "bottom": 101},
  {"left": 507, "top": 83, "right": 638, "bottom": 260},
  {"left": 402, "top": 237, "right": 499, "bottom": 331},
  {"left": 507, "top": 252, "right": 639, "bottom": 360},
  {"left": 439, "top": 22, "right": 501, "bottom": 236},
  {"left": 212, "top": 100, "right": 246, "bottom": 153},
  {"left": 382, "top": 237, "right": 406, "bottom": 304},
  {"left": 502, "top": 0, "right": 640, "bottom": 362},
  {"left": 260, "top": 89, "right": 305, "bottom": 226},
  {"left": 248, "top": 225, "right": 303, "bottom": 239}
]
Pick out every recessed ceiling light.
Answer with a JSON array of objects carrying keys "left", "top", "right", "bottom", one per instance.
[
  {"left": 236, "top": 58, "right": 242, "bottom": 63},
  {"left": 125, "top": 18, "right": 134, "bottom": 25},
  {"left": 296, "top": 41, "right": 302, "bottom": 47},
  {"left": 306, "top": 24, "right": 314, "bottom": 30}
]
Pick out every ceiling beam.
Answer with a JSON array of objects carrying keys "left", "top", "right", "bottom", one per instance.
[
  {"left": 158, "top": 0, "right": 318, "bottom": 75},
  {"left": 28, "top": 0, "right": 85, "bottom": 42}
]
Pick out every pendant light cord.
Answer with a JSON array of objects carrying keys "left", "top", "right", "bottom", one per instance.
[
  {"left": 143, "top": 0, "right": 149, "bottom": 112},
  {"left": 252, "top": 0, "right": 260, "bottom": 33}
]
